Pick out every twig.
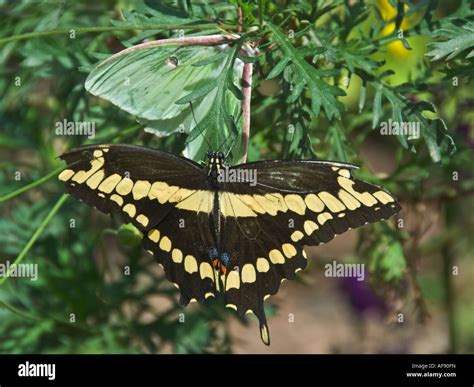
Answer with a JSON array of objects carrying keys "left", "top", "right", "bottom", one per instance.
[
  {"left": 97, "top": 34, "right": 240, "bottom": 67},
  {"left": 237, "top": 2, "right": 243, "bottom": 33},
  {"left": 240, "top": 61, "right": 253, "bottom": 163}
]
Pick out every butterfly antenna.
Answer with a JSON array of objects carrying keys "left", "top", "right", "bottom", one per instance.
[
  {"left": 189, "top": 101, "right": 212, "bottom": 151},
  {"left": 217, "top": 123, "right": 238, "bottom": 159},
  {"left": 223, "top": 132, "right": 237, "bottom": 160}
]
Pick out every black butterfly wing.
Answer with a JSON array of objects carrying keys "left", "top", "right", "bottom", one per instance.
[
  {"left": 219, "top": 160, "right": 401, "bottom": 345},
  {"left": 59, "top": 144, "right": 217, "bottom": 304}
]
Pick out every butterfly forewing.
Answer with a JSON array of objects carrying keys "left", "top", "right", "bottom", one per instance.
[{"left": 59, "top": 144, "right": 218, "bottom": 303}]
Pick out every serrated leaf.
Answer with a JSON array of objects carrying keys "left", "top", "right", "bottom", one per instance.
[
  {"left": 426, "top": 6, "right": 474, "bottom": 62},
  {"left": 267, "top": 23, "right": 345, "bottom": 120},
  {"left": 266, "top": 57, "right": 291, "bottom": 79}
]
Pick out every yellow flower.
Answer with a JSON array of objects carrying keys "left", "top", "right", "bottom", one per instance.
[{"left": 377, "top": 0, "right": 411, "bottom": 58}]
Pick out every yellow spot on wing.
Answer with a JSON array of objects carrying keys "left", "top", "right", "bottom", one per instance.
[
  {"left": 148, "top": 229, "right": 160, "bottom": 243},
  {"left": 132, "top": 180, "right": 151, "bottom": 200},
  {"left": 305, "top": 194, "right": 325, "bottom": 213},
  {"left": 86, "top": 170, "right": 105, "bottom": 189},
  {"left": 71, "top": 158, "right": 104, "bottom": 184},
  {"left": 304, "top": 220, "right": 318, "bottom": 235},
  {"left": 111, "top": 194, "right": 123, "bottom": 206},
  {"left": 184, "top": 255, "right": 198, "bottom": 274},
  {"left": 256, "top": 258, "right": 270, "bottom": 273},
  {"left": 241, "top": 264, "right": 256, "bottom": 283},
  {"left": 226, "top": 270, "right": 240, "bottom": 290},
  {"left": 148, "top": 182, "right": 179, "bottom": 204},
  {"left": 159, "top": 236, "right": 172, "bottom": 252},
  {"left": 171, "top": 248, "right": 183, "bottom": 263},
  {"left": 338, "top": 189, "right": 361, "bottom": 210},
  {"left": 176, "top": 190, "right": 213, "bottom": 214},
  {"left": 115, "top": 178, "right": 133, "bottom": 195},
  {"left": 123, "top": 203, "right": 136, "bottom": 217},
  {"left": 291, "top": 230, "right": 304, "bottom": 242},
  {"left": 338, "top": 169, "right": 351, "bottom": 178},
  {"left": 282, "top": 243, "right": 297, "bottom": 258},
  {"left": 317, "top": 212, "right": 333, "bottom": 225},
  {"left": 220, "top": 193, "right": 257, "bottom": 217},
  {"left": 169, "top": 187, "right": 194, "bottom": 203},
  {"left": 58, "top": 169, "right": 74, "bottom": 182},
  {"left": 269, "top": 249, "right": 285, "bottom": 264},
  {"left": 318, "top": 191, "right": 346, "bottom": 212},
  {"left": 98, "top": 173, "right": 122, "bottom": 193},
  {"left": 337, "top": 176, "right": 377, "bottom": 207},
  {"left": 284, "top": 194, "right": 306, "bottom": 215},
  {"left": 199, "top": 262, "right": 214, "bottom": 281},
  {"left": 373, "top": 190, "right": 394, "bottom": 204},
  {"left": 260, "top": 323, "right": 270, "bottom": 346},
  {"left": 238, "top": 194, "right": 266, "bottom": 214},
  {"left": 254, "top": 193, "right": 288, "bottom": 216},
  {"left": 136, "top": 214, "right": 149, "bottom": 227}
]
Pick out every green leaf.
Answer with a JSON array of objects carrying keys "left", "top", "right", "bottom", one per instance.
[
  {"left": 426, "top": 9, "right": 474, "bottom": 61},
  {"left": 368, "top": 227, "right": 407, "bottom": 282},
  {"left": 267, "top": 23, "right": 346, "bottom": 120},
  {"left": 85, "top": 42, "right": 243, "bottom": 162},
  {"left": 371, "top": 79, "right": 456, "bottom": 162}
]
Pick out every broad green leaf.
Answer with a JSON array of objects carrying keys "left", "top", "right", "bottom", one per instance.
[{"left": 85, "top": 43, "right": 243, "bottom": 162}]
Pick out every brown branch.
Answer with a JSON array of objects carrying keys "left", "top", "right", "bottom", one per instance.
[
  {"left": 97, "top": 34, "right": 240, "bottom": 67},
  {"left": 240, "top": 61, "right": 253, "bottom": 163},
  {"left": 237, "top": 3, "right": 243, "bottom": 33}
]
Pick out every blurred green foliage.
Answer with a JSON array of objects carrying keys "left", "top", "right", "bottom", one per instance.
[{"left": 0, "top": 0, "right": 473, "bottom": 354}]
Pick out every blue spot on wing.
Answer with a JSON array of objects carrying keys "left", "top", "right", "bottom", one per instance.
[
  {"left": 220, "top": 253, "right": 230, "bottom": 266},
  {"left": 208, "top": 247, "right": 218, "bottom": 259}
]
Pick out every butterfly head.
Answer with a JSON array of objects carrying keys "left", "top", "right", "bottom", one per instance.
[
  {"left": 207, "top": 150, "right": 225, "bottom": 164},
  {"left": 207, "top": 151, "right": 226, "bottom": 184}
]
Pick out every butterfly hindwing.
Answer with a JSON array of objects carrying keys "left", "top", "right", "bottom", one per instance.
[{"left": 218, "top": 160, "right": 400, "bottom": 344}]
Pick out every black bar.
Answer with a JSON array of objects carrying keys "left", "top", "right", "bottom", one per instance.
[{"left": 0, "top": 354, "right": 473, "bottom": 385}]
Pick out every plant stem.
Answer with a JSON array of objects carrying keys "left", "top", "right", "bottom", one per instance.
[
  {"left": 237, "top": 1, "right": 243, "bottom": 33},
  {"left": 0, "top": 194, "right": 69, "bottom": 286},
  {"left": 240, "top": 61, "right": 253, "bottom": 163},
  {"left": 97, "top": 34, "right": 239, "bottom": 67},
  {"left": 258, "top": 0, "right": 265, "bottom": 29},
  {"left": 0, "top": 165, "right": 65, "bottom": 204},
  {"left": 0, "top": 300, "right": 42, "bottom": 321},
  {"left": 0, "top": 23, "right": 236, "bottom": 45}
]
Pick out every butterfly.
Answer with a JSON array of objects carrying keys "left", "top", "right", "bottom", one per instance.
[{"left": 58, "top": 144, "right": 401, "bottom": 345}]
